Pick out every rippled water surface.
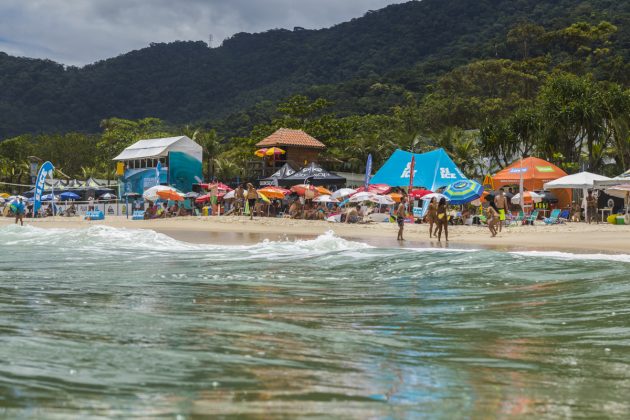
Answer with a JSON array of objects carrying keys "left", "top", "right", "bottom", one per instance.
[{"left": 1, "top": 225, "right": 629, "bottom": 418}]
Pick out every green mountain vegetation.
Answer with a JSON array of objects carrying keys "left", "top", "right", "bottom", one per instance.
[{"left": 1, "top": 0, "right": 630, "bottom": 190}]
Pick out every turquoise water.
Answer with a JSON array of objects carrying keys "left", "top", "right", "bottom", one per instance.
[{"left": 1, "top": 225, "right": 629, "bottom": 418}]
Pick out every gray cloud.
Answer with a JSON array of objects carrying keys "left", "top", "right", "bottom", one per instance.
[{"left": 0, "top": 0, "right": 403, "bottom": 66}]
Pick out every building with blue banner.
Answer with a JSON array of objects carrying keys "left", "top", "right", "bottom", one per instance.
[
  {"left": 114, "top": 136, "right": 202, "bottom": 196},
  {"left": 369, "top": 148, "right": 467, "bottom": 190}
]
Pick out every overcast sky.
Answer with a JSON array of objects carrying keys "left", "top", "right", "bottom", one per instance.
[{"left": 0, "top": 0, "right": 404, "bottom": 66}]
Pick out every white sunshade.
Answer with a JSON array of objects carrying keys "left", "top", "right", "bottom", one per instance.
[
  {"left": 313, "top": 195, "right": 336, "bottom": 203},
  {"left": 349, "top": 192, "right": 379, "bottom": 203},
  {"left": 543, "top": 171, "right": 612, "bottom": 190},
  {"left": 511, "top": 191, "right": 543, "bottom": 205},
  {"left": 331, "top": 188, "right": 356, "bottom": 200}
]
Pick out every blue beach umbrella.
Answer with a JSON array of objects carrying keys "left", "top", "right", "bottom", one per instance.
[
  {"left": 443, "top": 180, "right": 484, "bottom": 205},
  {"left": 41, "top": 194, "right": 59, "bottom": 202},
  {"left": 60, "top": 192, "right": 81, "bottom": 200}
]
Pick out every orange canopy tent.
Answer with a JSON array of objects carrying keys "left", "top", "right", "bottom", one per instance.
[{"left": 492, "top": 157, "right": 571, "bottom": 208}]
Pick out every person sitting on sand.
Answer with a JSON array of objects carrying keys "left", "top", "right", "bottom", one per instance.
[
  {"left": 345, "top": 205, "right": 362, "bottom": 224},
  {"left": 486, "top": 205, "right": 499, "bottom": 237},
  {"left": 288, "top": 200, "right": 301, "bottom": 219},
  {"left": 570, "top": 202, "right": 581, "bottom": 222}
]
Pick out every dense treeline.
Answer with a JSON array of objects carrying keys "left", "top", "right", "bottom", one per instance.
[
  {"left": 1, "top": 1, "right": 630, "bottom": 191},
  {"left": 0, "top": 0, "right": 628, "bottom": 138}
]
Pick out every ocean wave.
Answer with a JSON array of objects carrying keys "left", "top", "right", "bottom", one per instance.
[
  {"left": 510, "top": 250, "right": 630, "bottom": 263},
  {"left": 0, "top": 225, "right": 372, "bottom": 259}
]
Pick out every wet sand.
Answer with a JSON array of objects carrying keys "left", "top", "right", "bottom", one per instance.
[{"left": 2, "top": 215, "right": 630, "bottom": 254}]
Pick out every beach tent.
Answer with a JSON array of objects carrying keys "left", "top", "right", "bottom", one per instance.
[
  {"left": 369, "top": 149, "right": 467, "bottom": 190},
  {"left": 278, "top": 162, "right": 346, "bottom": 187},
  {"left": 543, "top": 171, "right": 612, "bottom": 190},
  {"left": 259, "top": 163, "right": 297, "bottom": 186},
  {"left": 493, "top": 157, "right": 570, "bottom": 208}
]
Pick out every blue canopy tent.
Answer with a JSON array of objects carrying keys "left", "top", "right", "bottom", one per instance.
[{"left": 369, "top": 148, "right": 467, "bottom": 190}]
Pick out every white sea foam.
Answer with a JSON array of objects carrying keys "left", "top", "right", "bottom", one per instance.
[{"left": 510, "top": 250, "right": 630, "bottom": 263}]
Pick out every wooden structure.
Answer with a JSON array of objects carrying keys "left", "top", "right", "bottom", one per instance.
[{"left": 256, "top": 128, "right": 326, "bottom": 166}]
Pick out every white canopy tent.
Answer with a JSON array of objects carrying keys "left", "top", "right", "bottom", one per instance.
[{"left": 544, "top": 172, "right": 613, "bottom": 222}]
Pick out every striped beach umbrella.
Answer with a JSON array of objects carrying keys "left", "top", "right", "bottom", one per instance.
[{"left": 443, "top": 180, "right": 484, "bottom": 205}]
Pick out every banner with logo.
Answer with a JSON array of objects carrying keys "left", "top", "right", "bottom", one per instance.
[
  {"left": 34, "top": 161, "right": 54, "bottom": 214},
  {"left": 370, "top": 148, "right": 467, "bottom": 190}
]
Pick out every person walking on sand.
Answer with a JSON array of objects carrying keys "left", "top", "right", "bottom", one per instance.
[
  {"left": 486, "top": 205, "right": 499, "bottom": 237},
  {"left": 246, "top": 183, "right": 258, "bottom": 220},
  {"left": 14, "top": 197, "right": 25, "bottom": 226},
  {"left": 235, "top": 184, "right": 245, "bottom": 216},
  {"left": 210, "top": 182, "right": 219, "bottom": 215},
  {"left": 494, "top": 188, "right": 508, "bottom": 232},
  {"left": 427, "top": 197, "right": 438, "bottom": 238},
  {"left": 435, "top": 197, "right": 449, "bottom": 242},
  {"left": 586, "top": 190, "right": 598, "bottom": 224},
  {"left": 396, "top": 198, "right": 406, "bottom": 241}
]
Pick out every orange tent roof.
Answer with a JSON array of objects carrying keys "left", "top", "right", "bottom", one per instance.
[
  {"left": 493, "top": 157, "right": 567, "bottom": 187},
  {"left": 256, "top": 128, "right": 326, "bottom": 149}
]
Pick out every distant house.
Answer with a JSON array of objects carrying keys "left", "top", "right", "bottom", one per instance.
[
  {"left": 256, "top": 128, "right": 326, "bottom": 167},
  {"left": 113, "top": 136, "right": 202, "bottom": 194}
]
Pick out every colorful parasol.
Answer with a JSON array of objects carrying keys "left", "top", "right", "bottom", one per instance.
[
  {"left": 258, "top": 187, "right": 289, "bottom": 199},
  {"left": 443, "top": 180, "right": 484, "bottom": 205},
  {"left": 157, "top": 189, "right": 185, "bottom": 201}
]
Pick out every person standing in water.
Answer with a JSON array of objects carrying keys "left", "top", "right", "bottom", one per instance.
[
  {"left": 435, "top": 197, "right": 449, "bottom": 242},
  {"left": 246, "top": 183, "right": 258, "bottom": 220},
  {"left": 427, "top": 197, "right": 438, "bottom": 238},
  {"left": 14, "top": 197, "right": 25, "bottom": 226},
  {"left": 494, "top": 188, "right": 508, "bottom": 232},
  {"left": 396, "top": 197, "right": 407, "bottom": 241}
]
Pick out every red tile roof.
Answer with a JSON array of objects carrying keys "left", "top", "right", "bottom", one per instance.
[{"left": 256, "top": 128, "right": 326, "bottom": 149}]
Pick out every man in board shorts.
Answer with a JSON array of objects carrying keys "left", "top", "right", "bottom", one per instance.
[
  {"left": 494, "top": 189, "right": 508, "bottom": 232},
  {"left": 396, "top": 199, "right": 406, "bottom": 241}
]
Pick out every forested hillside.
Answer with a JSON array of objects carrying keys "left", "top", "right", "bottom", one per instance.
[{"left": 1, "top": 0, "right": 629, "bottom": 138}]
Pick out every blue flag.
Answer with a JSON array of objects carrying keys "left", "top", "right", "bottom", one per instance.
[
  {"left": 34, "top": 161, "right": 54, "bottom": 214},
  {"left": 364, "top": 154, "right": 373, "bottom": 188}
]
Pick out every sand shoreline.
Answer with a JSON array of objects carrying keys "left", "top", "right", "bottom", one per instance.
[{"left": 2, "top": 215, "right": 630, "bottom": 254}]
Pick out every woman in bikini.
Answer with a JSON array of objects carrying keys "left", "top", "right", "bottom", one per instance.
[{"left": 435, "top": 197, "right": 449, "bottom": 242}]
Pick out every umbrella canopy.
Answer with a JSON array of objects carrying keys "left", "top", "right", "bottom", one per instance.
[
  {"left": 313, "top": 195, "right": 337, "bottom": 203},
  {"left": 422, "top": 193, "right": 449, "bottom": 202},
  {"left": 290, "top": 184, "right": 318, "bottom": 196},
  {"left": 223, "top": 190, "right": 235, "bottom": 200},
  {"left": 258, "top": 192, "right": 271, "bottom": 204},
  {"left": 331, "top": 188, "right": 356, "bottom": 200},
  {"left": 316, "top": 186, "right": 332, "bottom": 195},
  {"left": 443, "top": 180, "right": 484, "bottom": 205},
  {"left": 494, "top": 157, "right": 568, "bottom": 188},
  {"left": 0, "top": 197, "right": 5, "bottom": 204},
  {"left": 258, "top": 187, "right": 289, "bottom": 199},
  {"left": 254, "top": 148, "right": 269, "bottom": 157},
  {"left": 356, "top": 184, "right": 392, "bottom": 195},
  {"left": 544, "top": 171, "right": 612, "bottom": 190},
  {"left": 511, "top": 191, "right": 543, "bottom": 205},
  {"left": 157, "top": 190, "right": 184, "bottom": 201},
  {"left": 8, "top": 195, "right": 27, "bottom": 201},
  {"left": 349, "top": 192, "right": 379, "bottom": 203},
  {"left": 375, "top": 194, "right": 396, "bottom": 205},
  {"left": 389, "top": 192, "right": 403, "bottom": 202},
  {"left": 41, "top": 194, "right": 59, "bottom": 202},
  {"left": 604, "top": 184, "right": 630, "bottom": 199},
  {"left": 184, "top": 191, "right": 200, "bottom": 199},
  {"left": 60, "top": 192, "right": 80, "bottom": 200},
  {"left": 409, "top": 188, "right": 433, "bottom": 199},
  {"left": 534, "top": 190, "right": 559, "bottom": 203},
  {"left": 123, "top": 192, "right": 141, "bottom": 198},
  {"left": 143, "top": 185, "right": 180, "bottom": 202},
  {"left": 99, "top": 193, "right": 117, "bottom": 200},
  {"left": 200, "top": 182, "right": 232, "bottom": 192},
  {"left": 0, "top": 193, "right": 9, "bottom": 198},
  {"left": 265, "top": 147, "right": 285, "bottom": 157}
]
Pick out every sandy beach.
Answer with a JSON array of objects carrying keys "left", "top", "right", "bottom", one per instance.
[{"left": 2, "top": 215, "right": 629, "bottom": 254}]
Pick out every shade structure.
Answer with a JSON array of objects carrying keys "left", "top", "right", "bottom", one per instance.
[
  {"left": 223, "top": 190, "right": 236, "bottom": 200},
  {"left": 370, "top": 148, "right": 467, "bottom": 189},
  {"left": 388, "top": 192, "right": 403, "bottom": 202},
  {"left": 290, "top": 184, "right": 318, "bottom": 196},
  {"left": 409, "top": 188, "right": 433, "bottom": 199},
  {"left": 0, "top": 193, "right": 9, "bottom": 198},
  {"left": 143, "top": 185, "right": 180, "bottom": 202},
  {"left": 41, "top": 194, "right": 59, "bottom": 201},
  {"left": 316, "top": 186, "right": 332, "bottom": 195},
  {"left": 494, "top": 157, "right": 570, "bottom": 207},
  {"left": 99, "top": 193, "right": 117, "bottom": 200},
  {"left": 254, "top": 148, "right": 268, "bottom": 158},
  {"left": 443, "top": 180, "right": 484, "bottom": 205},
  {"left": 511, "top": 191, "right": 543, "bottom": 205},
  {"left": 259, "top": 163, "right": 298, "bottom": 187},
  {"left": 157, "top": 190, "right": 184, "bottom": 201},
  {"left": 184, "top": 191, "right": 200, "bottom": 199},
  {"left": 544, "top": 172, "right": 612, "bottom": 190},
  {"left": 60, "top": 192, "right": 80, "bottom": 200},
  {"left": 355, "top": 184, "right": 392, "bottom": 195},
  {"left": 313, "top": 195, "right": 337, "bottom": 203},
  {"left": 278, "top": 162, "right": 346, "bottom": 187},
  {"left": 331, "top": 188, "right": 356, "bottom": 200},
  {"left": 349, "top": 192, "right": 379, "bottom": 203},
  {"left": 258, "top": 187, "right": 289, "bottom": 199},
  {"left": 265, "top": 147, "right": 285, "bottom": 157},
  {"left": 200, "top": 182, "right": 232, "bottom": 192},
  {"left": 375, "top": 194, "right": 396, "bottom": 205}
]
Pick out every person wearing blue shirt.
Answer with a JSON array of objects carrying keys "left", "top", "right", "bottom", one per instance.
[{"left": 14, "top": 197, "right": 25, "bottom": 226}]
